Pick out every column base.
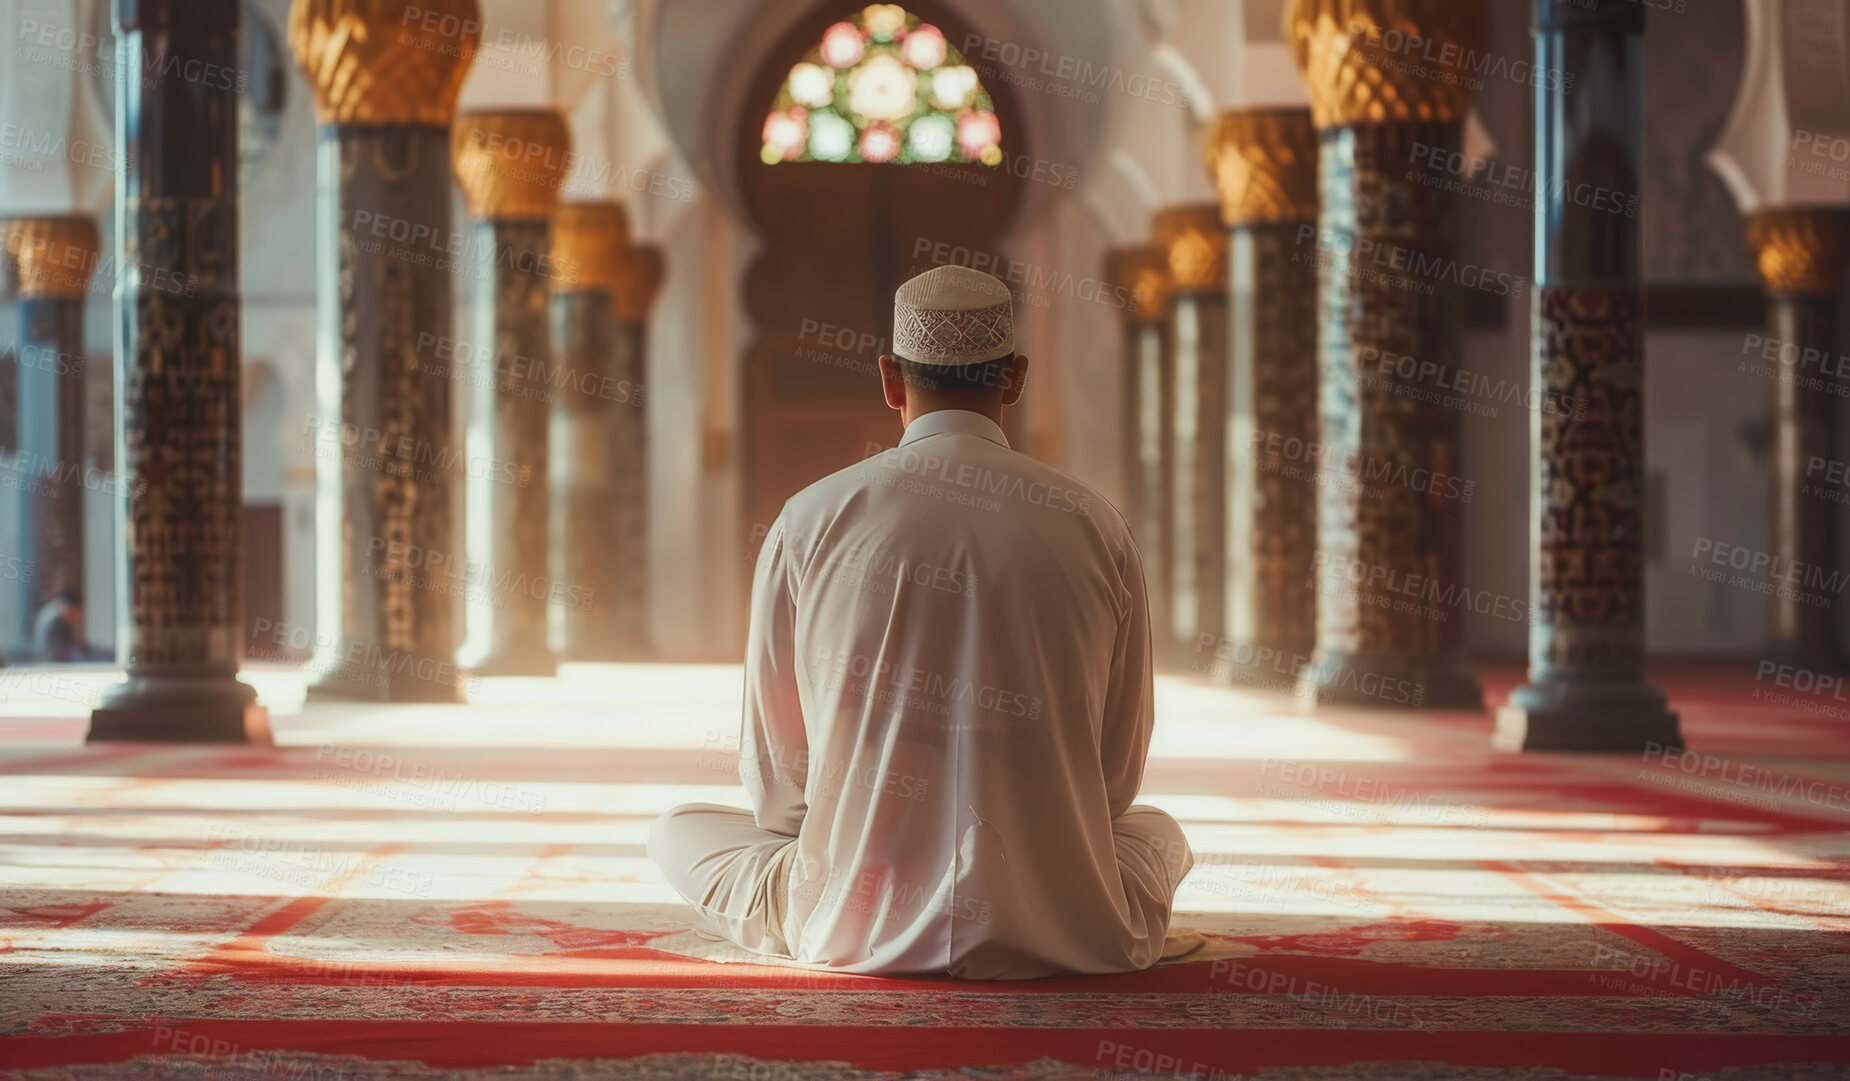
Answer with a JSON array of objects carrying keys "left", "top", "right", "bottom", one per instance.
[
  {"left": 1494, "top": 675, "right": 1681, "bottom": 753},
  {"left": 473, "top": 648, "right": 560, "bottom": 678},
  {"left": 306, "top": 658, "right": 468, "bottom": 704},
  {"left": 1300, "top": 650, "right": 1483, "bottom": 711},
  {"left": 88, "top": 673, "right": 269, "bottom": 744}
]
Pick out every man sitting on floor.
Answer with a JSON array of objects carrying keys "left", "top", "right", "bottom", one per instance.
[{"left": 651, "top": 266, "right": 1192, "bottom": 979}]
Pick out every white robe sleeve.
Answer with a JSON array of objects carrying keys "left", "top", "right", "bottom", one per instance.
[
  {"left": 740, "top": 514, "right": 808, "bottom": 836},
  {"left": 1099, "top": 536, "right": 1155, "bottom": 820}
]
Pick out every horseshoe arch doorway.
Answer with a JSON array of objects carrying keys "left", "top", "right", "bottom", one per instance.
[{"left": 734, "top": 0, "right": 1030, "bottom": 544}]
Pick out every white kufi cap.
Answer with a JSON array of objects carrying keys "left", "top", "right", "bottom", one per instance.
[{"left": 892, "top": 265, "right": 1015, "bottom": 366}]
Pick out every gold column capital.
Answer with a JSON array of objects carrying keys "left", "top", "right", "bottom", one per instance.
[
  {"left": 1747, "top": 207, "right": 1850, "bottom": 296},
  {"left": 1104, "top": 245, "right": 1171, "bottom": 325},
  {"left": 1203, "top": 107, "right": 1319, "bottom": 227},
  {"left": 612, "top": 243, "right": 665, "bottom": 323},
  {"left": 4, "top": 215, "right": 101, "bottom": 298},
  {"left": 551, "top": 202, "right": 632, "bottom": 292},
  {"left": 288, "top": 0, "right": 481, "bottom": 127},
  {"left": 1153, "top": 204, "right": 1228, "bottom": 294},
  {"left": 452, "top": 109, "right": 573, "bottom": 221},
  {"left": 1285, "top": 0, "right": 1489, "bottom": 128}
]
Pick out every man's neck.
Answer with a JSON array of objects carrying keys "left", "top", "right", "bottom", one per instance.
[{"left": 903, "top": 400, "right": 1003, "bottom": 430}]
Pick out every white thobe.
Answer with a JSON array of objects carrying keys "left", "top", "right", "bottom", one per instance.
[{"left": 651, "top": 409, "right": 1192, "bottom": 979}]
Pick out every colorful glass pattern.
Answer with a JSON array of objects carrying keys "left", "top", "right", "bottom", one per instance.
[{"left": 761, "top": 4, "right": 1002, "bottom": 166}]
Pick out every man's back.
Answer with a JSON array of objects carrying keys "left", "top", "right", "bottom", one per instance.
[
  {"left": 741, "top": 409, "right": 1181, "bottom": 977},
  {"left": 650, "top": 266, "right": 1191, "bottom": 979}
]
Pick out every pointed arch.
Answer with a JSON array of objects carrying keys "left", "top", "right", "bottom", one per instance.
[{"left": 760, "top": 3, "right": 1003, "bottom": 165}]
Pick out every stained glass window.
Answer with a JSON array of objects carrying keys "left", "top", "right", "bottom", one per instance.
[{"left": 761, "top": 4, "right": 1002, "bottom": 166}]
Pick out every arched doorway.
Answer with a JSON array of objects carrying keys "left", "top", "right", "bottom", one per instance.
[{"left": 735, "top": 1, "right": 1029, "bottom": 546}]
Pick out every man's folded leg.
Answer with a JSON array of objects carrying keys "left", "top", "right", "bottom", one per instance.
[
  {"left": 1113, "top": 803, "right": 1194, "bottom": 893},
  {"left": 649, "top": 802, "right": 801, "bottom": 957},
  {"left": 1112, "top": 804, "right": 1196, "bottom": 962}
]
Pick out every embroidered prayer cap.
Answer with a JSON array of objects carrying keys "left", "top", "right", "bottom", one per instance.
[{"left": 893, "top": 265, "right": 1016, "bottom": 366}]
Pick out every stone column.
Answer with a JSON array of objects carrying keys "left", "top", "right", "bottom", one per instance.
[
  {"left": 1287, "top": 0, "right": 1487, "bottom": 710},
  {"left": 550, "top": 203, "right": 653, "bottom": 661},
  {"left": 606, "top": 242, "right": 662, "bottom": 656},
  {"left": 1106, "top": 245, "right": 1175, "bottom": 660},
  {"left": 1709, "top": 1, "right": 1850, "bottom": 675},
  {"left": 1203, "top": 108, "right": 1320, "bottom": 691},
  {"left": 1748, "top": 209, "right": 1850, "bottom": 670},
  {"left": 452, "top": 110, "right": 571, "bottom": 676},
  {"left": 1154, "top": 205, "right": 1230, "bottom": 665},
  {"left": 89, "top": 0, "right": 263, "bottom": 742},
  {"left": 1497, "top": 0, "right": 1679, "bottom": 749},
  {"left": 289, "top": 0, "right": 480, "bottom": 702},
  {"left": 3, "top": 217, "right": 97, "bottom": 642}
]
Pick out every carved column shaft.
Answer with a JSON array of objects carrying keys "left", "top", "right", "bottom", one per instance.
[
  {"left": 1496, "top": 0, "right": 1679, "bottom": 750},
  {"left": 551, "top": 205, "right": 654, "bottom": 661},
  {"left": 1108, "top": 246, "right": 1175, "bottom": 660},
  {"left": 454, "top": 109, "right": 571, "bottom": 676},
  {"left": 1306, "top": 121, "right": 1478, "bottom": 709},
  {"left": 476, "top": 216, "right": 553, "bottom": 671},
  {"left": 1205, "top": 108, "right": 1319, "bottom": 691},
  {"left": 4, "top": 218, "right": 95, "bottom": 642},
  {"left": 320, "top": 129, "right": 468, "bottom": 699},
  {"left": 89, "top": 0, "right": 262, "bottom": 742},
  {"left": 1156, "top": 205, "right": 1230, "bottom": 664},
  {"left": 1752, "top": 208, "right": 1850, "bottom": 669},
  {"left": 291, "top": 0, "right": 481, "bottom": 701},
  {"left": 1289, "top": 0, "right": 1488, "bottom": 710},
  {"left": 605, "top": 245, "right": 661, "bottom": 658},
  {"left": 550, "top": 286, "right": 618, "bottom": 660}
]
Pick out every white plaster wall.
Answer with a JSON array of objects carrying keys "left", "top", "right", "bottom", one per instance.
[
  {"left": 646, "top": 196, "right": 749, "bottom": 658},
  {"left": 1646, "top": 329, "right": 1773, "bottom": 656},
  {"left": 244, "top": 0, "right": 321, "bottom": 645}
]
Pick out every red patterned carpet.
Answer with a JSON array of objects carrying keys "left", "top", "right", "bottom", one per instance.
[{"left": 0, "top": 663, "right": 1846, "bottom": 1080}]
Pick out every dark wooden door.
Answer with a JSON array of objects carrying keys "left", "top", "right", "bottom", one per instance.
[
  {"left": 242, "top": 504, "right": 287, "bottom": 659},
  {"left": 735, "top": 1, "right": 1027, "bottom": 553}
]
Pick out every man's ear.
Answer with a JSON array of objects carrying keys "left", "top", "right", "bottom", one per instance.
[
  {"left": 877, "top": 354, "right": 907, "bottom": 412},
  {"left": 1001, "top": 355, "right": 1029, "bottom": 406}
]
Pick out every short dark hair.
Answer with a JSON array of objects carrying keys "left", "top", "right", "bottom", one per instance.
[
  {"left": 54, "top": 589, "right": 82, "bottom": 607},
  {"left": 893, "top": 354, "right": 1016, "bottom": 397}
]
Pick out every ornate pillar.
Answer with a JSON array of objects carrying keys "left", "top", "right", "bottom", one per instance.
[
  {"left": 1106, "top": 245, "right": 1175, "bottom": 661},
  {"left": 1287, "top": 0, "right": 1487, "bottom": 710},
  {"left": 1203, "top": 108, "right": 1320, "bottom": 690},
  {"left": 3, "top": 217, "right": 97, "bottom": 641},
  {"left": 452, "top": 110, "right": 571, "bottom": 676},
  {"left": 1497, "top": 0, "right": 1679, "bottom": 750},
  {"left": 607, "top": 242, "right": 662, "bottom": 656},
  {"left": 289, "top": 0, "right": 480, "bottom": 701},
  {"left": 1749, "top": 210, "right": 1850, "bottom": 670},
  {"left": 1709, "top": 0, "right": 1850, "bottom": 675},
  {"left": 89, "top": 0, "right": 263, "bottom": 742},
  {"left": 551, "top": 204, "right": 654, "bottom": 661},
  {"left": 1154, "top": 205, "right": 1230, "bottom": 665}
]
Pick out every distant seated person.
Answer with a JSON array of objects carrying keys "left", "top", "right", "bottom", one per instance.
[
  {"left": 650, "top": 267, "right": 1193, "bottom": 979},
  {"left": 33, "top": 590, "right": 107, "bottom": 663}
]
